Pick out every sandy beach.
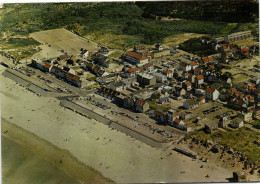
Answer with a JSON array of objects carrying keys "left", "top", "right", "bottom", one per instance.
[
  {"left": 2, "top": 135, "right": 80, "bottom": 184},
  {"left": 0, "top": 64, "right": 233, "bottom": 183}
]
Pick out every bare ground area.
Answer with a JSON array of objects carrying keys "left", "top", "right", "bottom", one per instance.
[
  {"left": 30, "top": 28, "right": 99, "bottom": 55},
  {"left": 163, "top": 33, "right": 207, "bottom": 47},
  {"left": 222, "top": 56, "right": 260, "bottom": 83}
]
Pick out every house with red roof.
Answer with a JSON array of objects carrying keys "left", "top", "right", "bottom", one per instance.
[
  {"left": 179, "top": 62, "right": 191, "bottom": 72},
  {"left": 244, "top": 95, "right": 254, "bottom": 103},
  {"left": 66, "top": 73, "right": 82, "bottom": 87},
  {"left": 127, "top": 67, "right": 139, "bottom": 77},
  {"left": 195, "top": 75, "right": 204, "bottom": 85},
  {"left": 190, "top": 61, "right": 198, "bottom": 70},
  {"left": 43, "top": 63, "right": 52, "bottom": 73},
  {"left": 183, "top": 99, "right": 198, "bottom": 110},
  {"left": 154, "top": 110, "right": 167, "bottom": 123},
  {"left": 202, "top": 56, "right": 214, "bottom": 64},
  {"left": 198, "top": 96, "right": 206, "bottom": 104},
  {"left": 240, "top": 48, "right": 249, "bottom": 56},
  {"left": 163, "top": 70, "right": 173, "bottom": 78},
  {"left": 143, "top": 63, "right": 154, "bottom": 72},
  {"left": 182, "top": 80, "right": 192, "bottom": 91},
  {"left": 169, "top": 117, "right": 185, "bottom": 130},
  {"left": 188, "top": 73, "right": 195, "bottom": 83},
  {"left": 182, "top": 72, "right": 189, "bottom": 80},
  {"left": 194, "top": 67, "right": 202, "bottom": 75},
  {"left": 135, "top": 99, "right": 149, "bottom": 112},
  {"left": 123, "top": 51, "right": 148, "bottom": 67},
  {"left": 205, "top": 88, "right": 219, "bottom": 100}
]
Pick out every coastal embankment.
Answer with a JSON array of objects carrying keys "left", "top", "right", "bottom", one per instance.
[
  {"left": 2, "top": 68, "right": 75, "bottom": 98},
  {"left": 3, "top": 67, "right": 173, "bottom": 148},
  {"left": 60, "top": 99, "right": 173, "bottom": 148}
]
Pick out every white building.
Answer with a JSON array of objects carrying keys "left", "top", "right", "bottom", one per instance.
[
  {"left": 123, "top": 51, "right": 148, "bottom": 67},
  {"left": 205, "top": 88, "right": 219, "bottom": 100},
  {"left": 152, "top": 72, "right": 168, "bottom": 83},
  {"left": 179, "top": 62, "right": 191, "bottom": 72}
]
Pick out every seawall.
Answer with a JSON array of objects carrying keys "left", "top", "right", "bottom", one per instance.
[
  {"left": 60, "top": 99, "right": 173, "bottom": 148},
  {"left": 2, "top": 68, "right": 75, "bottom": 98}
]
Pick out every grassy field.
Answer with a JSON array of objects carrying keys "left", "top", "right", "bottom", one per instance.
[
  {"left": 188, "top": 128, "right": 260, "bottom": 165},
  {"left": 0, "top": 3, "right": 258, "bottom": 60}
]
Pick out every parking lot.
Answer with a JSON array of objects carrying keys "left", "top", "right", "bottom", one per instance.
[
  {"left": 182, "top": 101, "right": 237, "bottom": 128},
  {"left": 75, "top": 94, "right": 186, "bottom": 140}
]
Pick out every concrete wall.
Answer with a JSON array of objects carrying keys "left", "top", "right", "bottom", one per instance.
[
  {"left": 3, "top": 69, "right": 75, "bottom": 98},
  {"left": 60, "top": 100, "right": 173, "bottom": 148}
]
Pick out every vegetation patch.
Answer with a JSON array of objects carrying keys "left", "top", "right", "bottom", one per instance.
[
  {"left": 0, "top": 2, "right": 258, "bottom": 54},
  {"left": 188, "top": 128, "right": 260, "bottom": 165},
  {"left": 179, "top": 37, "right": 218, "bottom": 57}
]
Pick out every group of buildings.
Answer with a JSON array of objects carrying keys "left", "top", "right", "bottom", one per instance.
[
  {"left": 95, "top": 40, "right": 259, "bottom": 132},
  {"left": 31, "top": 33, "right": 259, "bottom": 133}
]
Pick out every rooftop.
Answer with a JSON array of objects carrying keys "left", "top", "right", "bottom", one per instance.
[
  {"left": 138, "top": 73, "right": 154, "bottom": 80},
  {"left": 124, "top": 51, "right": 148, "bottom": 61}
]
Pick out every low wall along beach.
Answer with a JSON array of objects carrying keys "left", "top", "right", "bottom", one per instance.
[{"left": 60, "top": 100, "right": 173, "bottom": 148}]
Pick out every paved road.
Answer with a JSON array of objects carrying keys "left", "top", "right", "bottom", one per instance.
[
  {"left": 88, "top": 94, "right": 186, "bottom": 137},
  {"left": 244, "top": 124, "right": 260, "bottom": 133}
]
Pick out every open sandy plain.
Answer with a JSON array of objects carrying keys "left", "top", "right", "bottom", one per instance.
[
  {"left": 0, "top": 64, "right": 234, "bottom": 183},
  {"left": 30, "top": 28, "right": 99, "bottom": 56}
]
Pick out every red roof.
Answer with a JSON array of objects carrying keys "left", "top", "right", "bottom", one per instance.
[
  {"left": 43, "top": 64, "right": 51, "bottom": 69},
  {"left": 230, "top": 88, "right": 237, "bottom": 93},
  {"left": 245, "top": 95, "right": 254, "bottom": 100},
  {"left": 190, "top": 61, "right": 197, "bottom": 66},
  {"left": 136, "top": 99, "right": 145, "bottom": 107},
  {"left": 249, "top": 83, "right": 255, "bottom": 87},
  {"left": 127, "top": 67, "right": 138, "bottom": 73},
  {"left": 249, "top": 86, "right": 256, "bottom": 91},
  {"left": 164, "top": 70, "right": 172, "bottom": 74},
  {"left": 124, "top": 51, "right": 147, "bottom": 61},
  {"left": 236, "top": 99, "right": 245, "bottom": 106},
  {"left": 202, "top": 57, "right": 209, "bottom": 63},
  {"left": 66, "top": 73, "right": 81, "bottom": 82},
  {"left": 221, "top": 45, "right": 227, "bottom": 49},
  {"left": 208, "top": 57, "right": 213, "bottom": 61},
  {"left": 194, "top": 67, "right": 201, "bottom": 72},
  {"left": 205, "top": 88, "right": 215, "bottom": 93},
  {"left": 174, "top": 118, "right": 181, "bottom": 124},
  {"left": 184, "top": 72, "right": 189, "bottom": 76},
  {"left": 196, "top": 75, "right": 204, "bottom": 80},
  {"left": 184, "top": 81, "right": 191, "bottom": 86},
  {"left": 243, "top": 84, "right": 248, "bottom": 89},
  {"left": 209, "top": 65, "right": 214, "bottom": 68},
  {"left": 146, "top": 53, "right": 152, "bottom": 56},
  {"left": 235, "top": 92, "right": 241, "bottom": 97},
  {"left": 200, "top": 96, "right": 205, "bottom": 99},
  {"left": 154, "top": 111, "right": 162, "bottom": 116},
  {"left": 145, "top": 63, "right": 153, "bottom": 67}
]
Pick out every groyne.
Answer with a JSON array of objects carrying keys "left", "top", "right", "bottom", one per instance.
[{"left": 60, "top": 100, "right": 173, "bottom": 148}]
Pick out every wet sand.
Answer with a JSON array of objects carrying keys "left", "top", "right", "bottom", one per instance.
[
  {"left": 2, "top": 135, "right": 80, "bottom": 184},
  {"left": 0, "top": 64, "right": 233, "bottom": 183}
]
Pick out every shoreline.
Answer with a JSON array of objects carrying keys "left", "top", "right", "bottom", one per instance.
[
  {"left": 0, "top": 65, "right": 235, "bottom": 183},
  {"left": 3, "top": 67, "right": 174, "bottom": 147},
  {"left": 1, "top": 118, "right": 113, "bottom": 184}
]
